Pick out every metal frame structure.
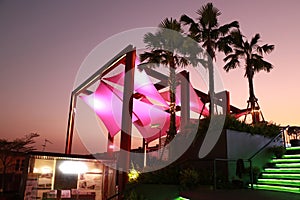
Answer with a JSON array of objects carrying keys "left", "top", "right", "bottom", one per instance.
[{"left": 65, "top": 45, "right": 135, "bottom": 154}]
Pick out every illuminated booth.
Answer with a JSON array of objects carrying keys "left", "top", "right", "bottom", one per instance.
[{"left": 23, "top": 152, "right": 116, "bottom": 200}]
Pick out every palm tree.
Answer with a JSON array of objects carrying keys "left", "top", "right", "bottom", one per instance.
[
  {"left": 223, "top": 30, "right": 274, "bottom": 123},
  {"left": 139, "top": 18, "right": 201, "bottom": 142},
  {"left": 180, "top": 3, "right": 239, "bottom": 114}
]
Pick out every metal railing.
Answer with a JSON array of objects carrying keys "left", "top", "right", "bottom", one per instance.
[{"left": 213, "top": 127, "right": 289, "bottom": 190}]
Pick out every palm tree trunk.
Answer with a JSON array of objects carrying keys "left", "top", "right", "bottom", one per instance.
[
  {"left": 247, "top": 74, "right": 259, "bottom": 123},
  {"left": 208, "top": 57, "right": 215, "bottom": 115},
  {"left": 247, "top": 75, "right": 256, "bottom": 109},
  {"left": 168, "top": 59, "right": 177, "bottom": 142}
]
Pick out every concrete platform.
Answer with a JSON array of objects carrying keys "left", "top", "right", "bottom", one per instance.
[{"left": 180, "top": 189, "right": 300, "bottom": 200}]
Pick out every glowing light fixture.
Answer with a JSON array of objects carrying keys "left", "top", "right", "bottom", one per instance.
[
  {"left": 33, "top": 167, "right": 39, "bottom": 173},
  {"left": 264, "top": 168, "right": 300, "bottom": 173},
  {"left": 59, "top": 161, "right": 88, "bottom": 174},
  {"left": 262, "top": 173, "right": 300, "bottom": 179},
  {"left": 283, "top": 154, "right": 300, "bottom": 159},
  {"left": 173, "top": 197, "right": 190, "bottom": 200},
  {"left": 270, "top": 158, "right": 300, "bottom": 163},
  {"left": 253, "top": 184, "right": 300, "bottom": 194},
  {"left": 41, "top": 166, "right": 52, "bottom": 174},
  {"left": 275, "top": 163, "right": 300, "bottom": 168},
  {"left": 90, "top": 168, "right": 102, "bottom": 173},
  {"left": 257, "top": 178, "right": 300, "bottom": 187},
  {"left": 286, "top": 146, "right": 300, "bottom": 151},
  {"left": 128, "top": 168, "right": 140, "bottom": 183}
]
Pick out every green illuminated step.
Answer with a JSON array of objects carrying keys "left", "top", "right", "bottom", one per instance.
[
  {"left": 286, "top": 146, "right": 300, "bottom": 151},
  {"left": 283, "top": 154, "right": 300, "bottom": 159},
  {"left": 253, "top": 184, "right": 300, "bottom": 194},
  {"left": 264, "top": 168, "right": 300, "bottom": 173},
  {"left": 262, "top": 173, "right": 300, "bottom": 179},
  {"left": 275, "top": 163, "right": 300, "bottom": 168},
  {"left": 257, "top": 178, "right": 300, "bottom": 187},
  {"left": 270, "top": 158, "right": 300, "bottom": 163}
]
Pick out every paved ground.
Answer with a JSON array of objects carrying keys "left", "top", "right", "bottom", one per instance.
[
  {"left": 132, "top": 184, "right": 300, "bottom": 200},
  {"left": 180, "top": 189, "right": 300, "bottom": 200}
]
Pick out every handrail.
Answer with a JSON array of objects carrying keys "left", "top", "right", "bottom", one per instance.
[
  {"left": 213, "top": 127, "right": 289, "bottom": 190},
  {"left": 248, "top": 128, "right": 286, "bottom": 161},
  {"left": 247, "top": 126, "right": 289, "bottom": 189}
]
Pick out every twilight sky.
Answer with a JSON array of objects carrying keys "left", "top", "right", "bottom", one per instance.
[{"left": 1, "top": 0, "right": 300, "bottom": 153}]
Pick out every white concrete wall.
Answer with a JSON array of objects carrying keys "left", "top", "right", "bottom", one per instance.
[{"left": 225, "top": 129, "right": 281, "bottom": 181}]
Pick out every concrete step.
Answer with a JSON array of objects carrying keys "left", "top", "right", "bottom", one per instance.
[
  {"left": 257, "top": 178, "right": 300, "bottom": 187},
  {"left": 252, "top": 184, "right": 300, "bottom": 194}
]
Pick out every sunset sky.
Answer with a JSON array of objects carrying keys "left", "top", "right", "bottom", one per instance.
[{"left": 1, "top": 0, "right": 300, "bottom": 153}]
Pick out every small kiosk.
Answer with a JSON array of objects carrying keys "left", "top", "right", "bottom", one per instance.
[{"left": 23, "top": 151, "right": 116, "bottom": 200}]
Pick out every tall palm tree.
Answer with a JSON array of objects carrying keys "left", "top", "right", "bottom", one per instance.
[
  {"left": 223, "top": 30, "right": 274, "bottom": 123},
  {"left": 180, "top": 3, "right": 239, "bottom": 114},
  {"left": 139, "top": 18, "right": 201, "bottom": 142}
]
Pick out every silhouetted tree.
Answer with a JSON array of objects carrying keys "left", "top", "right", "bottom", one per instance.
[
  {"left": 139, "top": 18, "right": 202, "bottom": 142},
  {"left": 181, "top": 2, "right": 239, "bottom": 114},
  {"left": 223, "top": 30, "right": 274, "bottom": 123},
  {"left": 0, "top": 133, "right": 39, "bottom": 192}
]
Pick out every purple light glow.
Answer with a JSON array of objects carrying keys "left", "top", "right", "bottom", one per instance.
[
  {"left": 104, "top": 69, "right": 169, "bottom": 107},
  {"left": 81, "top": 62, "right": 207, "bottom": 142},
  {"left": 160, "top": 84, "right": 209, "bottom": 117}
]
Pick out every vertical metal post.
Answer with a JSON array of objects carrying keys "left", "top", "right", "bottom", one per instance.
[
  {"left": 107, "top": 133, "right": 114, "bottom": 158},
  {"left": 213, "top": 159, "right": 217, "bottom": 190},
  {"left": 226, "top": 91, "right": 230, "bottom": 114},
  {"left": 103, "top": 166, "right": 109, "bottom": 200},
  {"left": 65, "top": 93, "right": 77, "bottom": 154},
  {"left": 180, "top": 71, "right": 190, "bottom": 132},
  {"left": 143, "top": 139, "right": 147, "bottom": 167},
  {"left": 249, "top": 159, "right": 254, "bottom": 189},
  {"left": 118, "top": 49, "right": 136, "bottom": 197}
]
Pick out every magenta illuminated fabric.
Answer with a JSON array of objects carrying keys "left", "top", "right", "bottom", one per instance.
[
  {"left": 81, "top": 80, "right": 173, "bottom": 142},
  {"left": 104, "top": 69, "right": 168, "bottom": 107},
  {"left": 104, "top": 83, "right": 154, "bottom": 127},
  {"left": 160, "top": 84, "right": 209, "bottom": 117},
  {"left": 80, "top": 82, "right": 138, "bottom": 137},
  {"left": 134, "top": 114, "right": 181, "bottom": 142},
  {"left": 234, "top": 111, "right": 249, "bottom": 119},
  {"left": 104, "top": 82, "right": 173, "bottom": 142},
  {"left": 81, "top": 66, "right": 206, "bottom": 142}
]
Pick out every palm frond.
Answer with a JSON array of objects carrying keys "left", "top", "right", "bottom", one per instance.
[
  {"left": 223, "top": 57, "right": 240, "bottom": 72},
  {"left": 250, "top": 33, "right": 260, "bottom": 47},
  {"left": 159, "top": 18, "right": 182, "bottom": 32},
  {"left": 230, "top": 29, "right": 244, "bottom": 48},
  {"left": 197, "top": 3, "right": 221, "bottom": 29},
  {"left": 218, "top": 21, "right": 239, "bottom": 35},
  {"left": 257, "top": 44, "right": 274, "bottom": 55},
  {"left": 180, "top": 14, "right": 195, "bottom": 25},
  {"left": 217, "top": 35, "right": 234, "bottom": 54},
  {"left": 223, "top": 53, "right": 236, "bottom": 62},
  {"left": 252, "top": 59, "right": 273, "bottom": 73},
  {"left": 251, "top": 53, "right": 263, "bottom": 60}
]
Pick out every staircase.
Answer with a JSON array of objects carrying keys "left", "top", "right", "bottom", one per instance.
[{"left": 253, "top": 146, "right": 300, "bottom": 193}]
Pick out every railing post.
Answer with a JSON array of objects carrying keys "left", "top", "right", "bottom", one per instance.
[
  {"left": 249, "top": 159, "right": 254, "bottom": 190},
  {"left": 213, "top": 159, "right": 217, "bottom": 190}
]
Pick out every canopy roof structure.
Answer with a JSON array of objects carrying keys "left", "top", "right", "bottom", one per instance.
[
  {"left": 80, "top": 65, "right": 205, "bottom": 142},
  {"left": 65, "top": 45, "right": 248, "bottom": 155}
]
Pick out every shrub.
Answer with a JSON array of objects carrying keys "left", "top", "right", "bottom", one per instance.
[
  {"left": 138, "top": 166, "right": 179, "bottom": 184},
  {"left": 179, "top": 168, "right": 199, "bottom": 190},
  {"left": 123, "top": 189, "right": 146, "bottom": 200},
  {"left": 224, "top": 115, "right": 280, "bottom": 138},
  {"left": 269, "top": 145, "right": 286, "bottom": 158}
]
